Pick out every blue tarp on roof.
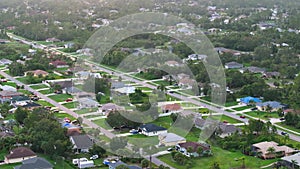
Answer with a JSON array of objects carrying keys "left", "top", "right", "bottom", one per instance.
[{"left": 240, "top": 96, "right": 261, "bottom": 104}]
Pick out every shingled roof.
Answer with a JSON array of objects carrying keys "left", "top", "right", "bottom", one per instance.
[{"left": 6, "top": 147, "right": 36, "bottom": 159}]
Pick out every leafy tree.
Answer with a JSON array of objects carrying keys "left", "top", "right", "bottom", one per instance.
[
  {"left": 89, "top": 144, "right": 106, "bottom": 157},
  {"left": 14, "top": 107, "right": 29, "bottom": 124},
  {"left": 211, "top": 162, "right": 221, "bottom": 169},
  {"left": 0, "top": 103, "right": 11, "bottom": 118},
  {"left": 110, "top": 137, "right": 128, "bottom": 152},
  {"left": 141, "top": 159, "right": 149, "bottom": 168}
]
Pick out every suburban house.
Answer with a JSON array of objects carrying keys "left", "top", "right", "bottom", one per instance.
[
  {"left": 62, "top": 87, "right": 82, "bottom": 94},
  {"left": 10, "top": 96, "right": 31, "bottom": 106},
  {"left": 262, "top": 72, "right": 280, "bottom": 79},
  {"left": 217, "top": 123, "right": 242, "bottom": 138},
  {"left": 161, "top": 103, "right": 182, "bottom": 114},
  {"left": 0, "top": 85, "right": 17, "bottom": 92},
  {"left": 19, "top": 102, "right": 42, "bottom": 111},
  {"left": 46, "top": 37, "right": 61, "bottom": 42},
  {"left": 279, "top": 152, "right": 300, "bottom": 169},
  {"left": 113, "top": 86, "right": 136, "bottom": 95},
  {"left": 77, "top": 98, "right": 100, "bottom": 109},
  {"left": 251, "top": 141, "right": 297, "bottom": 159},
  {"left": 111, "top": 81, "right": 126, "bottom": 89},
  {"left": 108, "top": 160, "right": 142, "bottom": 169},
  {"left": 0, "top": 58, "right": 13, "bottom": 65},
  {"left": 158, "top": 133, "right": 186, "bottom": 146},
  {"left": 101, "top": 103, "right": 123, "bottom": 115},
  {"left": 45, "top": 79, "right": 73, "bottom": 89},
  {"left": 256, "top": 101, "right": 285, "bottom": 112},
  {"left": 66, "top": 128, "right": 82, "bottom": 137},
  {"left": 25, "top": 70, "right": 49, "bottom": 77},
  {"left": 64, "top": 42, "right": 74, "bottom": 48},
  {"left": 186, "top": 54, "right": 207, "bottom": 61},
  {"left": 239, "top": 96, "right": 262, "bottom": 105},
  {"left": 5, "top": 147, "right": 37, "bottom": 164},
  {"left": 0, "top": 91, "right": 22, "bottom": 103},
  {"left": 195, "top": 118, "right": 241, "bottom": 137},
  {"left": 178, "top": 77, "right": 196, "bottom": 89},
  {"left": 225, "top": 62, "right": 243, "bottom": 69},
  {"left": 70, "top": 134, "right": 94, "bottom": 153},
  {"left": 139, "top": 124, "right": 167, "bottom": 136},
  {"left": 49, "top": 60, "right": 69, "bottom": 68},
  {"left": 239, "top": 66, "right": 266, "bottom": 74},
  {"left": 176, "top": 142, "right": 211, "bottom": 157},
  {"left": 165, "top": 60, "right": 182, "bottom": 67},
  {"left": 14, "top": 157, "right": 53, "bottom": 169}
]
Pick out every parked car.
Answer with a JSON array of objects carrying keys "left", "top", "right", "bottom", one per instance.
[
  {"left": 167, "top": 148, "right": 174, "bottom": 151},
  {"left": 65, "top": 98, "right": 73, "bottom": 102},
  {"left": 240, "top": 115, "right": 246, "bottom": 119},
  {"left": 280, "top": 118, "right": 285, "bottom": 121},
  {"left": 251, "top": 107, "right": 257, "bottom": 111},
  {"left": 90, "top": 155, "right": 99, "bottom": 160},
  {"left": 281, "top": 131, "right": 288, "bottom": 136},
  {"left": 223, "top": 120, "right": 228, "bottom": 123}
]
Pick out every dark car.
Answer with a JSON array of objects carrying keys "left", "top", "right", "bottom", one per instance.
[
  {"left": 240, "top": 115, "right": 246, "bottom": 119},
  {"left": 281, "top": 131, "right": 288, "bottom": 136},
  {"left": 251, "top": 107, "right": 257, "bottom": 111}
]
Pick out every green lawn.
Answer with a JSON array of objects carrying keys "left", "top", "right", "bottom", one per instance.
[
  {"left": 153, "top": 80, "right": 173, "bottom": 86},
  {"left": 232, "top": 106, "right": 253, "bottom": 111},
  {"left": 152, "top": 116, "right": 173, "bottom": 129},
  {"left": 62, "top": 102, "right": 78, "bottom": 109},
  {"left": 54, "top": 112, "right": 76, "bottom": 120},
  {"left": 128, "top": 134, "right": 159, "bottom": 147},
  {"left": 136, "top": 87, "right": 153, "bottom": 91},
  {"left": 245, "top": 111, "right": 280, "bottom": 120},
  {"left": 203, "top": 115, "right": 243, "bottom": 124},
  {"left": 29, "top": 84, "right": 49, "bottom": 90},
  {"left": 225, "top": 101, "right": 238, "bottom": 107},
  {"left": 17, "top": 89, "right": 32, "bottom": 95},
  {"left": 2, "top": 81, "right": 17, "bottom": 88},
  {"left": 15, "top": 77, "right": 30, "bottom": 84},
  {"left": 36, "top": 100, "right": 54, "bottom": 107},
  {"left": 49, "top": 94, "right": 72, "bottom": 102},
  {"left": 158, "top": 146, "right": 277, "bottom": 169},
  {"left": 75, "top": 108, "right": 98, "bottom": 114},
  {"left": 92, "top": 118, "right": 113, "bottom": 130},
  {"left": 39, "top": 89, "right": 53, "bottom": 95},
  {"left": 185, "top": 127, "right": 202, "bottom": 142}
]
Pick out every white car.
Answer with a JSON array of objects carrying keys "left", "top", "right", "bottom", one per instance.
[{"left": 90, "top": 155, "right": 99, "bottom": 160}]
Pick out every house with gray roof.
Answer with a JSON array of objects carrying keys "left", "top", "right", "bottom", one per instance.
[
  {"left": 0, "top": 58, "right": 13, "bottom": 65},
  {"left": 240, "top": 66, "right": 266, "bottom": 74},
  {"left": 256, "top": 101, "right": 285, "bottom": 112},
  {"left": 14, "top": 157, "right": 53, "bottom": 169},
  {"left": 70, "top": 134, "right": 94, "bottom": 153},
  {"left": 225, "top": 62, "right": 243, "bottom": 69},
  {"left": 77, "top": 98, "right": 99, "bottom": 109},
  {"left": 279, "top": 152, "right": 300, "bottom": 169},
  {"left": 158, "top": 133, "right": 186, "bottom": 146}
]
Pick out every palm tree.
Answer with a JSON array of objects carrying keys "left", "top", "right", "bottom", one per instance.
[
  {"left": 211, "top": 162, "right": 221, "bottom": 169},
  {"left": 291, "top": 159, "right": 298, "bottom": 169},
  {"left": 267, "top": 147, "right": 276, "bottom": 159}
]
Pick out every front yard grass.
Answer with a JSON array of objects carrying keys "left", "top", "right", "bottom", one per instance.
[
  {"left": 62, "top": 102, "right": 78, "bottom": 109},
  {"left": 232, "top": 105, "right": 253, "bottom": 111},
  {"left": 36, "top": 100, "right": 54, "bottom": 107},
  {"left": 53, "top": 112, "right": 76, "bottom": 120},
  {"left": 49, "top": 94, "right": 72, "bottom": 102},
  {"left": 2, "top": 81, "right": 17, "bottom": 87},
  {"left": 203, "top": 115, "right": 243, "bottom": 124},
  {"left": 75, "top": 108, "right": 99, "bottom": 114},
  {"left": 225, "top": 101, "right": 238, "bottom": 107},
  {"left": 92, "top": 118, "right": 113, "bottom": 130},
  {"left": 245, "top": 111, "right": 280, "bottom": 120},
  {"left": 29, "top": 84, "right": 49, "bottom": 90},
  {"left": 152, "top": 116, "right": 173, "bottom": 129},
  {"left": 158, "top": 146, "right": 277, "bottom": 169}
]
